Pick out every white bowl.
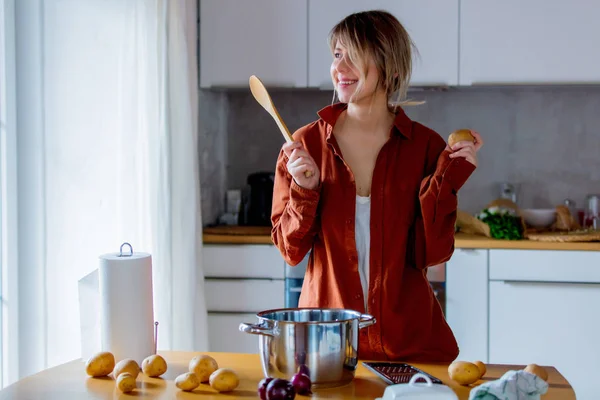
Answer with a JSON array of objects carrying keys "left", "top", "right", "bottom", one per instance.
[{"left": 521, "top": 209, "right": 556, "bottom": 228}]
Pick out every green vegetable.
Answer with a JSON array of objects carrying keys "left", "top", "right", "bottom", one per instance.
[{"left": 477, "top": 207, "right": 523, "bottom": 240}]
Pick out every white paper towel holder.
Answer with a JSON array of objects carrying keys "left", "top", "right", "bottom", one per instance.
[{"left": 116, "top": 242, "right": 160, "bottom": 355}]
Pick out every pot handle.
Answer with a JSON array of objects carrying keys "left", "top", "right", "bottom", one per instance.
[
  {"left": 359, "top": 314, "right": 376, "bottom": 329},
  {"left": 239, "top": 322, "right": 275, "bottom": 337}
]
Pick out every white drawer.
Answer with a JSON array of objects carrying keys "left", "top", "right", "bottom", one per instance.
[
  {"left": 207, "top": 313, "right": 260, "bottom": 354},
  {"left": 205, "top": 279, "right": 285, "bottom": 312},
  {"left": 202, "top": 244, "right": 284, "bottom": 279},
  {"left": 489, "top": 249, "right": 600, "bottom": 283}
]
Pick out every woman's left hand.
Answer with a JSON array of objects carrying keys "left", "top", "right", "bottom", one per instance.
[{"left": 448, "top": 130, "right": 484, "bottom": 167}]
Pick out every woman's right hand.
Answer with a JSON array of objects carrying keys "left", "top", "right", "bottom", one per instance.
[{"left": 283, "top": 142, "right": 320, "bottom": 190}]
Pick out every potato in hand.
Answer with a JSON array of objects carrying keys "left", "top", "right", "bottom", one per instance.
[
  {"left": 85, "top": 352, "right": 115, "bottom": 377},
  {"left": 448, "top": 129, "right": 475, "bottom": 148}
]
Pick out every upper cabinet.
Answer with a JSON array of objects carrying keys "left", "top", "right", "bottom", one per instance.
[
  {"left": 199, "top": 0, "right": 308, "bottom": 88},
  {"left": 459, "top": 0, "right": 600, "bottom": 85},
  {"left": 199, "top": 1, "right": 600, "bottom": 88},
  {"left": 307, "top": 0, "right": 459, "bottom": 88}
]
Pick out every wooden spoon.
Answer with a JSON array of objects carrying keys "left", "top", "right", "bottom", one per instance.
[
  {"left": 249, "top": 76, "right": 312, "bottom": 178},
  {"left": 249, "top": 75, "right": 295, "bottom": 143}
]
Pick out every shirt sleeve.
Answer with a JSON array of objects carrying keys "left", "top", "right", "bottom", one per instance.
[
  {"left": 271, "top": 147, "right": 321, "bottom": 266},
  {"left": 409, "top": 132, "right": 476, "bottom": 270}
]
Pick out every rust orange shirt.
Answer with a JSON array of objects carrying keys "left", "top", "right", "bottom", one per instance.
[{"left": 271, "top": 103, "right": 475, "bottom": 362}]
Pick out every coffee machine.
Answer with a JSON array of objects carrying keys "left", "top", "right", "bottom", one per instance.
[{"left": 238, "top": 171, "right": 275, "bottom": 226}]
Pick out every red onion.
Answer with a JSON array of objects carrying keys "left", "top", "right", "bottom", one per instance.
[
  {"left": 290, "top": 373, "right": 312, "bottom": 395},
  {"left": 258, "top": 377, "right": 273, "bottom": 400},
  {"left": 266, "top": 378, "right": 296, "bottom": 400}
]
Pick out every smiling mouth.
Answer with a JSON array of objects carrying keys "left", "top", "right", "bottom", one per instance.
[{"left": 338, "top": 80, "right": 357, "bottom": 87}]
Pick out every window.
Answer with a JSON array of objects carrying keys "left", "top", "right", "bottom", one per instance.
[{"left": 0, "top": 0, "right": 17, "bottom": 388}]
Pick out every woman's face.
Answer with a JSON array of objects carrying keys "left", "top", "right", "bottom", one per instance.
[{"left": 330, "top": 40, "right": 382, "bottom": 104}]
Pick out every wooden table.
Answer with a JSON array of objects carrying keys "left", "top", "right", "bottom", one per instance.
[{"left": 0, "top": 352, "right": 575, "bottom": 399}]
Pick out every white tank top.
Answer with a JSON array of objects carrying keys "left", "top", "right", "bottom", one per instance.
[{"left": 355, "top": 195, "right": 371, "bottom": 310}]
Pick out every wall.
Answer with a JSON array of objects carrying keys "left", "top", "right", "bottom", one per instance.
[{"left": 199, "top": 86, "right": 600, "bottom": 225}]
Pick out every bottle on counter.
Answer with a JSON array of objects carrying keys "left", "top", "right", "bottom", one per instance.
[{"left": 584, "top": 194, "right": 599, "bottom": 230}]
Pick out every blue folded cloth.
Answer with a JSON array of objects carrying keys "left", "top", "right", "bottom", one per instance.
[{"left": 469, "top": 370, "right": 548, "bottom": 400}]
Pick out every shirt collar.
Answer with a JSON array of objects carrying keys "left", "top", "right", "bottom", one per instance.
[{"left": 317, "top": 102, "right": 413, "bottom": 139}]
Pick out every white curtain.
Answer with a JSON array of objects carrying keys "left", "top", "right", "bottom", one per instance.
[
  {"left": 16, "top": 0, "right": 207, "bottom": 376},
  {"left": 109, "top": 0, "right": 208, "bottom": 355}
]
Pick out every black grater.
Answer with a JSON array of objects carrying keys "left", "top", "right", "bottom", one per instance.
[{"left": 362, "top": 362, "right": 443, "bottom": 385}]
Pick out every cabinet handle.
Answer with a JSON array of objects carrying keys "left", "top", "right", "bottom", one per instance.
[
  {"left": 319, "top": 82, "right": 451, "bottom": 90},
  {"left": 209, "top": 81, "right": 297, "bottom": 90},
  {"left": 468, "top": 81, "right": 593, "bottom": 86},
  {"left": 407, "top": 83, "right": 450, "bottom": 90},
  {"left": 499, "top": 280, "right": 600, "bottom": 286},
  {"left": 457, "top": 248, "right": 481, "bottom": 254},
  {"left": 470, "top": 81, "right": 517, "bottom": 86}
]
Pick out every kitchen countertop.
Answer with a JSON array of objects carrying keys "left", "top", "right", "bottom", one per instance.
[
  {"left": 203, "top": 225, "right": 600, "bottom": 251},
  {"left": 0, "top": 351, "right": 575, "bottom": 399}
]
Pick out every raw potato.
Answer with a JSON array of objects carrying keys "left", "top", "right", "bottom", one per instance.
[
  {"left": 474, "top": 360, "right": 487, "bottom": 378},
  {"left": 189, "top": 354, "right": 219, "bottom": 382},
  {"left": 448, "top": 361, "right": 481, "bottom": 385},
  {"left": 524, "top": 364, "right": 548, "bottom": 381},
  {"left": 116, "top": 372, "right": 136, "bottom": 393},
  {"left": 113, "top": 359, "right": 140, "bottom": 379},
  {"left": 142, "top": 354, "right": 168, "bottom": 377},
  {"left": 448, "top": 129, "right": 475, "bottom": 148},
  {"left": 85, "top": 351, "right": 115, "bottom": 377},
  {"left": 175, "top": 372, "right": 200, "bottom": 392},
  {"left": 209, "top": 368, "right": 240, "bottom": 392}
]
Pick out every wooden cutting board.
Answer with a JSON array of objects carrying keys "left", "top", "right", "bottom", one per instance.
[
  {"left": 203, "top": 225, "right": 271, "bottom": 236},
  {"left": 526, "top": 229, "right": 600, "bottom": 242}
]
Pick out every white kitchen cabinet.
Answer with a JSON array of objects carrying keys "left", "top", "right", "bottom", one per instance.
[
  {"left": 489, "top": 249, "right": 600, "bottom": 283},
  {"left": 445, "top": 248, "right": 489, "bottom": 362},
  {"left": 207, "top": 313, "right": 261, "bottom": 354},
  {"left": 460, "top": 0, "right": 600, "bottom": 85},
  {"left": 202, "top": 243, "right": 286, "bottom": 353},
  {"left": 489, "top": 280, "right": 600, "bottom": 400},
  {"left": 307, "top": 0, "right": 459, "bottom": 88},
  {"left": 203, "top": 244, "right": 285, "bottom": 279},
  {"left": 205, "top": 279, "right": 285, "bottom": 312},
  {"left": 446, "top": 246, "right": 600, "bottom": 396},
  {"left": 199, "top": 0, "right": 308, "bottom": 88}
]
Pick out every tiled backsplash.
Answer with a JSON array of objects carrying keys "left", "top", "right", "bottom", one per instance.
[
  {"left": 198, "top": 90, "right": 228, "bottom": 226},
  {"left": 199, "top": 86, "right": 600, "bottom": 226}
]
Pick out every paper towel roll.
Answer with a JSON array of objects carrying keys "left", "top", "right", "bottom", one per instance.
[{"left": 99, "top": 245, "right": 154, "bottom": 364}]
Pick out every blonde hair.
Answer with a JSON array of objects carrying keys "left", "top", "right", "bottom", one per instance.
[{"left": 328, "top": 10, "right": 422, "bottom": 109}]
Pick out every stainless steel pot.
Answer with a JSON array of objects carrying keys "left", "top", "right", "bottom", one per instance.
[{"left": 239, "top": 308, "right": 376, "bottom": 388}]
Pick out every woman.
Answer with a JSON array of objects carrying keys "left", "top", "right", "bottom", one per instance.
[{"left": 271, "top": 10, "right": 483, "bottom": 362}]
